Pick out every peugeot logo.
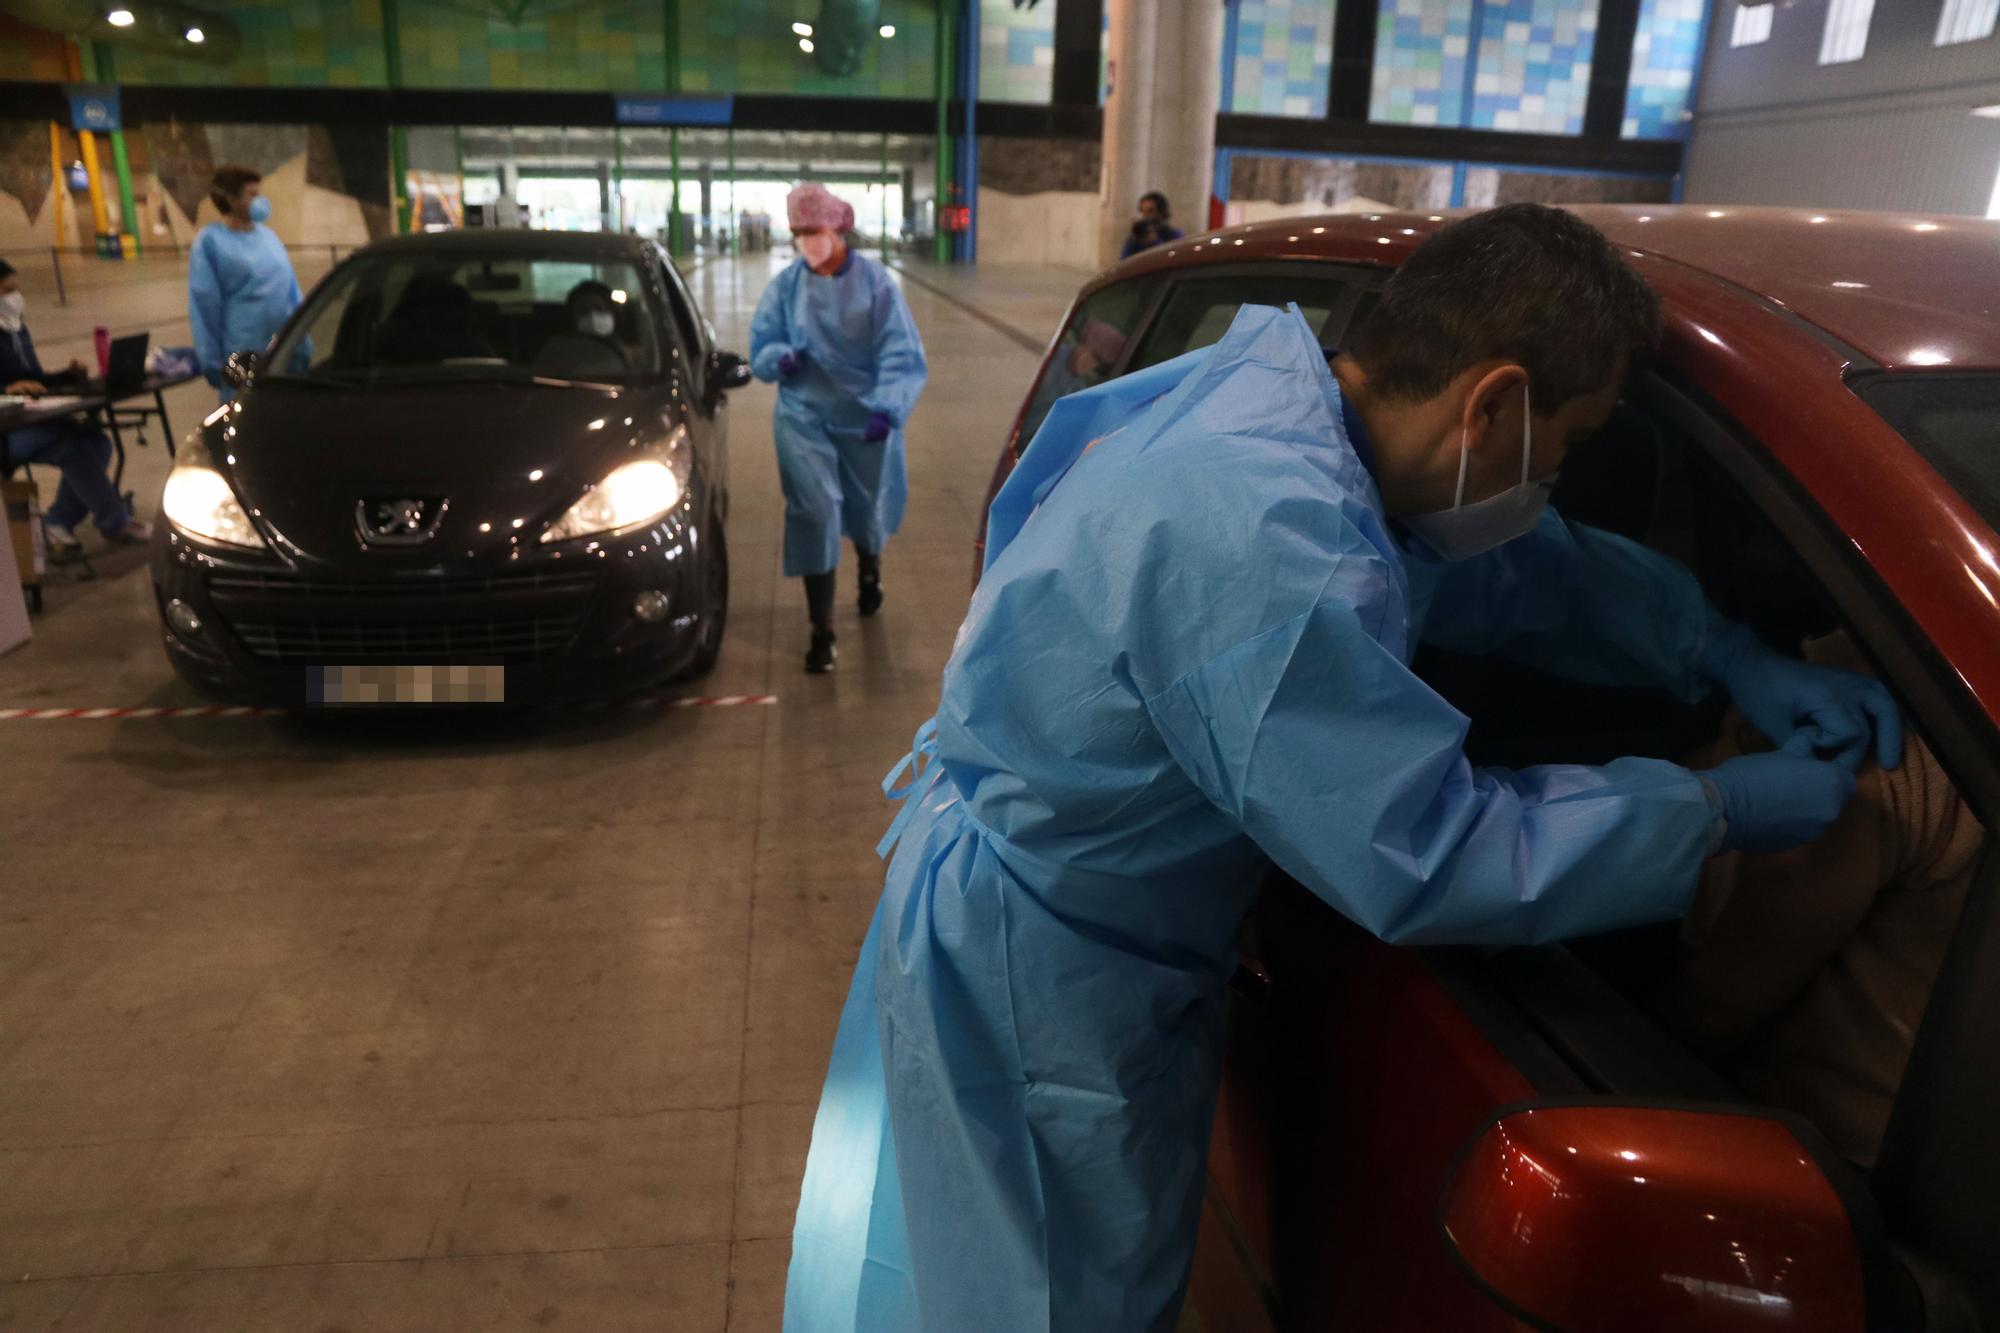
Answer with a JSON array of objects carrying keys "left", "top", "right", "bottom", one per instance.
[{"left": 356, "top": 497, "right": 446, "bottom": 547}]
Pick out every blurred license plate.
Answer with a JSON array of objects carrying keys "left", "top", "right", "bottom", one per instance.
[{"left": 310, "top": 665, "right": 505, "bottom": 706}]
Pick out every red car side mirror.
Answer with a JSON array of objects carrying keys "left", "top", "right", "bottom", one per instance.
[{"left": 1440, "top": 1102, "right": 1897, "bottom": 1333}]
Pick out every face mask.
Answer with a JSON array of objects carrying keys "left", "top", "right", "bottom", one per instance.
[
  {"left": 0, "top": 291, "right": 23, "bottom": 331},
  {"left": 1401, "top": 383, "right": 1553, "bottom": 562},
  {"left": 581, "top": 310, "right": 615, "bottom": 338},
  {"left": 247, "top": 195, "right": 273, "bottom": 224},
  {"left": 799, "top": 234, "right": 836, "bottom": 269}
]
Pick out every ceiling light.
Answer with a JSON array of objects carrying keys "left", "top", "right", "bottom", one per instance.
[
  {"left": 1830, "top": 280, "right": 1869, "bottom": 289},
  {"left": 106, "top": 8, "right": 135, "bottom": 25},
  {"left": 792, "top": 21, "right": 813, "bottom": 36},
  {"left": 880, "top": 24, "right": 896, "bottom": 37},
  {"left": 1914, "top": 222, "right": 1940, "bottom": 232},
  {"left": 1973, "top": 104, "right": 2000, "bottom": 118},
  {"left": 1907, "top": 348, "right": 1953, "bottom": 365},
  {"left": 799, "top": 37, "right": 814, "bottom": 52},
  {"left": 1637, "top": 214, "right": 1653, "bottom": 222},
  {"left": 184, "top": 26, "right": 204, "bottom": 42},
  {"left": 1706, "top": 210, "right": 1726, "bottom": 218},
  {"left": 1809, "top": 215, "right": 1828, "bottom": 223}
]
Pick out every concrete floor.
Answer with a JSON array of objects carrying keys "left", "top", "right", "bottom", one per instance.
[{"left": 0, "top": 249, "right": 1086, "bottom": 1330}]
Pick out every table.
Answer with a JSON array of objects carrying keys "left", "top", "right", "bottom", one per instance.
[{"left": 0, "top": 370, "right": 200, "bottom": 491}]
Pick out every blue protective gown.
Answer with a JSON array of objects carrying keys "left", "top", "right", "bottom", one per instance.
[
  {"left": 785, "top": 304, "right": 1727, "bottom": 1331},
  {"left": 187, "top": 221, "right": 301, "bottom": 397},
  {"left": 749, "top": 252, "right": 928, "bottom": 577}
]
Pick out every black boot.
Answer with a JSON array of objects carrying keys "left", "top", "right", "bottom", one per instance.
[
  {"left": 804, "top": 572, "right": 838, "bottom": 674},
  {"left": 857, "top": 549, "right": 883, "bottom": 617},
  {"left": 805, "top": 627, "right": 838, "bottom": 674}
]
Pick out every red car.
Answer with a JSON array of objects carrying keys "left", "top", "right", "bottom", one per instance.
[{"left": 976, "top": 207, "right": 2000, "bottom": 1331}]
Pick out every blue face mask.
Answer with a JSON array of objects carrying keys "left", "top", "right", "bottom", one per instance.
[{"left": 247, "top": 195, "right": 273, "bottom": 224}]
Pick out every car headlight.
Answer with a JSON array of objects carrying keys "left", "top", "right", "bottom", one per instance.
[
  {"left": 162, "top": 463, "right": 265, "bottom": 549},
  {"left": 542, "top": 429, "right": 690, "bottom": 543}
]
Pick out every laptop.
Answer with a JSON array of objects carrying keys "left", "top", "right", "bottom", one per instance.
[{"left": 104, "top": 332, "right": 149, "bottom": 395}]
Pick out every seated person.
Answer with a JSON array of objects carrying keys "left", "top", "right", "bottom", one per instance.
[
  {"left": 1651, "top": 631, "right": 1983, "bottom": 1167},
  {"left": 0, "top": 256, "right": 150, "bottom": 552},
  {"left": 533, "top": 280, "right": 630, "bottom": 379}
]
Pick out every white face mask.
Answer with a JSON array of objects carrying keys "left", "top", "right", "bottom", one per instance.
[
  {"left": 1401, "top": 383, "right": 1554, "bottom": 562},
  {"left": 799, "top": 234, "right": 837, "bottom": 269},
  {"left": 0, "top": 290, "right": 23, "bottom": 331},
  {"left": 580, "top": 310, "right": 615, "bottom": 338}
]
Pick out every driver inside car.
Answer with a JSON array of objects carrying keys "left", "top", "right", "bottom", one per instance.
[
  {"left": 1652, "top": 632, "right": 1983, "bottom": 1168},
  {"left": 534, "top": 279, "right": 630, "bottom": 379}
]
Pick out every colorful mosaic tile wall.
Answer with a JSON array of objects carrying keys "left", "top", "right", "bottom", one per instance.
[
  {"left": 100, "top": 0, "right": 387, "bottom": 87},
  {"left": 979, "top": 0, "right": 1055, "bottom": 104},
  {"left": 1371, "top": 0, "right": 1476, "bottom": 127},
  {"left": 1468, "top": 0, "right": 1600, "bottom": 135},
  {"left": 23, "top": 0, "right": 937, "bottom": 97},
  {"left": 1623, "top": 0, "right": 1704, "bottom": 139},
  {"left": 1230, "top": 0, "right": 1338, "bottom": 117},
  {"left": 680, "top": 0, "right": 937, "bottom": 98},
  {"left": 398, "top": 0, "right": 667, "bottom": 91}
]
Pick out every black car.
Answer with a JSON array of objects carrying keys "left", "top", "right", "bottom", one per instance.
[{"left": 153, "top": 230, "right": 746, "bottom": 705}]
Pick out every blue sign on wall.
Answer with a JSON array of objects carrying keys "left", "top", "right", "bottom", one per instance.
[
  {"left": 614, "top": 96, "right": 734, "bottom": 127},
  {"left": 66, "top": 84, "right": 121, "bottom": 133}
]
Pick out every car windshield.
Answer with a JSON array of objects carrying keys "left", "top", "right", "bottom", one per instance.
[
  {"left": 1858, "top": 375, "right": 2000, "bottom": 530},
  {"left": 265, "top": 253, "right": 665, "bottom": 386}
]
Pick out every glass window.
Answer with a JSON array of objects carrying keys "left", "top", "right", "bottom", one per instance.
[
  {"left": 1819, "top": 0, "right": 1874, "bottom": 64},
  {"left": 1858, "top": 376, "right": 2000, "bottom": 533},
  {"left": 1229, "top": 0, "right": 1339, "bottom": 119},
  {"left": 1127, "top": 274, "right": 1356, "bottom": 373},
  {"left": 1014, "top": 276, "right": 1161, "bottom": 449},
  {"left": 1623, "top": 0, "right": 1704, "bottom": 140},
  {"left": 1731, "top": 2, "right": 1774, "bottom": 47},
  {"left": 1937, "top": 0, "right": 2000, "bottom": 44},
  {"left": 266, "top": 253, "right": 666, "bottom": 387}
]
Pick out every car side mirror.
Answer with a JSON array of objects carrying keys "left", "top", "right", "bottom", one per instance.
[
  {"left": 1440, "top": 1102, "right": 1909, "bottom": 1332},
  {"left": 224, "top": 350, "right": 261, "bottom": 389},
  {"left": 710, "top": 349, "right": 752, "bottom": 392}
]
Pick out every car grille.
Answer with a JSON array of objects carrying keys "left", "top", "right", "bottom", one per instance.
[
  {"left": 227, "top": 616, "right": 585, "bottom": 662},
  {"left": 207, "top": 568, "right": 600, "bottom": 664}
]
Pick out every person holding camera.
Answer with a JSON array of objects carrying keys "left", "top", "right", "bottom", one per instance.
[{"left": 1121, "top": 189, "right": 1185, "bottom": 259}]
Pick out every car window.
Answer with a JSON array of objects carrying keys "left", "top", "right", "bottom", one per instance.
[
  {"left": 1014, "top": 275, "right": 1162, "bottom": 450},
  {"left": 1855, "top": 375, "right": 2000, "bottom": 533},
  {"left": 266, "top": 253, "right": 666, "bottom": 386},
  {"left": 1125, "top": 273, "right": 1356, "bottom": 373},
  {"left": 1420, "top": 390, "right": 1986, "bottom": 1172}
]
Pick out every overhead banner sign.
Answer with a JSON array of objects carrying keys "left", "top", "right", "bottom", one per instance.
[
  {"left": 614, "top": 95, "right": 734, "bottom": 127},
  {"left": 66, "top": 84, "right": 121, "bottom": 133}
]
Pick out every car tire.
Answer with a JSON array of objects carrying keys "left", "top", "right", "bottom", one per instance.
[{"left": 681, "top": 519, "right": 728, "bottom": 679}]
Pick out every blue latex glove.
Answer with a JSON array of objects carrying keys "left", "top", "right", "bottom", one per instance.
[
  {"left": 1701, "top": 742, "right": 1859, "bottom": 854},
  {"left": 778, "top": 351, "right": 804, "bottom": 378},
  {"left": 863, "top": 411, "right": 893, "bottom": 443},
  {"left": 1699, "top": 622, "right": 1903, "bottom": 773}
]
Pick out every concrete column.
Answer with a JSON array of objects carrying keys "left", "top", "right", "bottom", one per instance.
[
  {"left": 1098, "top": 0, "right": 1223, "bottom": 268},
  {"left": 1169, "top": 2, "right": 1224, "bottom": 238},
  {"left": 597, "top": 160, "right": 614, "bottom": 233},
  {"left": 698, "top": 162, "right": 714, "bottom": 247},
  {"left": 1098, "top": 0, "right": 1158, "bottom": 269}
]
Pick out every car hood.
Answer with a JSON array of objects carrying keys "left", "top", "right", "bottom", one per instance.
[{"left": 209, "top": 379, "right": 685, "bottom": 565}]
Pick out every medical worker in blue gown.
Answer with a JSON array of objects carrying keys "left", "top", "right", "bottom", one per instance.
[
  {"left": 751, "top": 181, "right": 928, "bottom": 675},
  {"left": 784, "top": 205, "right": 1902, "bottom": 1330},
  {"left": 188, "top": 165, "right": 300, "bottom": 401}
]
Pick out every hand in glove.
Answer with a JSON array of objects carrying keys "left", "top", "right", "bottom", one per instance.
[
  {"left": 863, "top": 411, "right": 893, "bottom": 443},
  {"left": 1701, "top": 742, "right": 1859, "bottom": 854},
  {"left": 1699, "top": 622, "right": 1903, "bottom": 773},
  {"left": 777, "top": 350, "right": 805, "bottom": 378}
]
